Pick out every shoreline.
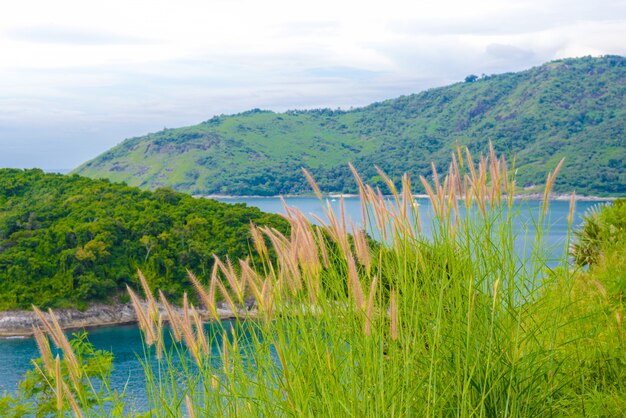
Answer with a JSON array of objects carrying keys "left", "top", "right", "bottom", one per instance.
[
  {"left": 202, "top": 193, "right": 617, "bottom": 202},
  {"left": 0, "top": 302, "right": 241, "bottom": 338}
]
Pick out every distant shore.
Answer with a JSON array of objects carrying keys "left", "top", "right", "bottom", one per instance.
[
  {"left": 0, "top": 302, "right": 242, "bottom": 338},
  {"left": 201, "top": 193, "right": 617, "bottom": 202}
]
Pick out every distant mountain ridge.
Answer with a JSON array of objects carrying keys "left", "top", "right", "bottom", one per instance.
[{"left": 74, "top": 56, "right": 626, "bottom": 196}]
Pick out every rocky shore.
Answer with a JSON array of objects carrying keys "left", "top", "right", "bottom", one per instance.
[{"left": 0, "top": 302, "right": 243, "bottom": 338}]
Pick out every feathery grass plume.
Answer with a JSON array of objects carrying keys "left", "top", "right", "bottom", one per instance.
[
  {"left": 400, "top": 173, "right": 412, "bottom": 217},
  {"left": 286, "top": 208, "right": 321, "bottom": 277},
  {"left": 32, "top": 309, "right": 82, "bottom": 394},
  {"left": 364, "top": 276, "right": 378, "bottom": 336},
  {"left": 339, "top": 195, "right": 348, "bottom": 240},
  {"left": 179, "top": 293, "right": 201, "bottom": 366},
  {"left": 448, "top": 167, "right": 460, "bottom": 223},
  {"left": 462, "top": 175, "right": 472, "bottom": 208},
  {"left": 475, "top": 155, "right": 488, "bottom": 216},
  {"left": 492, "top": 277, "right": 501, "bottom": 314},
  {"left": 451, "top": 152, "right": 463, "bottom": 197},
  {"left": 187, "top": 268, "right": 219, "bottom": 322},
  {"left": 222, "top": 333, "right": 230, "bottom": 374},
  {"left": 137, "top": 269, "right": 158, "bottom": 322},
  {"left": 214, "top": 256, "right": 244, "bottom": 304},
  {"left": 488, "top": 140, "right": 500, "bottom": 198},
  {"left": 214, "top": 277, "right": 239, "bottom": 319},
  {"left": 390, "top": 289, "right": 398, "bottom": 342},
  {"left": 314, "top": 227, "right": 330, "bottom": 268},
  {"left": 250, "top": 222, "right": 269, "bottom": 262},
  {"left": 283, "top": 246, "right": 303, "bottom": 296},
  {"left": 431, "top": 162, "right": 442, "bottom": 199},
  {"left": 594, "top": 280, "right": 609, "bottom": 304},
  {"left": 127, "top": 286, "right": 155, "bottom": 345},
  {"left": 185, "top": 395, "right": 197, "bottom": 418},
  {"left": 347, "top": 254, "right": 365, "bottom": 310},
  {"left": 456, "top": 143, "right": 464, "bottom": 169},
  {"left": 159, "top": 290, "right": 182, "bottom": 342},
  {"left": 32, "top": 325, "right": 53, "bottom": 372},
  {"left": 240, "top": 259, "right": 263, "bottom": 305},
  {"left": 55, "top": 355, "right": 62, "bottom": 412},
  {"left": 501, "top": 155, "right": 510, "bottom": 196},
  {"left": 183, "top": 292, "right": 190, "bottom": 333},
  {"left": 261, "top": 277, "right": 275, "bottom": 320},
  {"left": 320, "top": 198, "right": 351, "bottom": 259},
  {"left": 62, "top": 380, "right": 83, "bottom": 418},
  {"left": 351, "top": 221, "right": 371, "bottom": 273},
  {"left": 420, "top": 175, "right": 440, "bottom": 217},
  {"left": 32, "top": 306, "right": 62, "bottom": 348},
  {"left": 156, "top": 314, "right": 163, "bottom": 360},
  {"left": 568, "top": 192, "right": 576, "bottom": 228},
  {"left": 61, "top": 380, "right": 83, "bottom": 418},
  {"left": 465, "top": 146, "right": 478, "bottom": 193},
  {"left": 375, "top": 165, "right": 401, "bottom": 208},
  {"left": 348, "top": 162, "right": 368, "bottom": 229},
  {"left": 45, "top": 308, "right": 81, "bottom": 381},
  {"left": 211, "top": 374, "right": 220, "bottom": 389},
  {"left": 302, "top": 167, "right": 323, "bottom": 199},
  {"left": 191, "top": 305, "right": 209, "bottom": 355},
  {"left": 348, "top": 162, "right": 366, "bottom": 196},
  {"left": 542, "top": 157, "right": 565, "bottom": 216},
  {"left": 363, "top": 184, "right": 389, "bottom": 241}
]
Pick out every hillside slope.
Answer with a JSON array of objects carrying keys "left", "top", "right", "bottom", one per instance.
[
  {"left": 0, "top": 169, "right": 287, "bottom": 310},
  {"left": 75, "top": 56, "right": 626, "bottom": 196}
]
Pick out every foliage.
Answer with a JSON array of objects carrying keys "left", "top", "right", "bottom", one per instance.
[
  {"left": 74, "top": 55, "right": 626, "bottom": 197},
  {"left": 0, "top": 332, "right": 121, "bottom": 417},
  {"left": 24, "top": 150, "right": 625, "bottom": 416},
  {"left": 0, "top": 169, "right": 288, "bottom": 310},
  {"left": 571, "top": 198, "right": 626, "bottom": 265}
]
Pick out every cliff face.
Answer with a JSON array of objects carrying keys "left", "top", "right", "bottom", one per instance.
[
  {"left": 0, "top": 304, "right": 138, "bottom": 336},
  {"left": 0, "top": 302, "right": 242, "bottom": 337}
]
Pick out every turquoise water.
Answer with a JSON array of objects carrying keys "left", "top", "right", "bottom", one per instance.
[{"left": 0, "top": 197, "right": 606, "bottom": 408}]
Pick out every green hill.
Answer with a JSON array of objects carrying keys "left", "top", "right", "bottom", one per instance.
[
  {"left": 0, "top": 169, "right": 287, "bottom": 310},
  {"left": 75, "top": 56, "right": 626, "bottom": 196}
]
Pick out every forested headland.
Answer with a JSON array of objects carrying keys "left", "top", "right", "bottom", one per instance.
[{"left": 0, "top": 169, "right": 288, "bottom": 310}]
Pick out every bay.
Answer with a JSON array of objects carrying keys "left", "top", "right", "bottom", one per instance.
[{"left": 0, "top": 196, "right": 606, "bottom": 409}]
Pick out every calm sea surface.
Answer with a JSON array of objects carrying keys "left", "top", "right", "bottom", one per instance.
[{"left": 0, "top": 197, "right": 606, "bottom": 409}]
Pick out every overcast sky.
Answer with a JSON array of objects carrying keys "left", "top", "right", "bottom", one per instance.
[{"left": 1, "top": 0, "right": 625, "bottom": 170}]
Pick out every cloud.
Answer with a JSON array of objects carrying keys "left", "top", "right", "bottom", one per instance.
[
  {"left": 0, "top": 0, "right": 625, "bottom": 169},
  {"left": 5, "top": 25, "right": 154, "bottom": 45},
  {"left": 486, "top": 44, "right": 535, "bottom": 62}
]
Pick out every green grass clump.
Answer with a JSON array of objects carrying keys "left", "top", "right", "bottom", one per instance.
[{"left": 23, "top": 147, "right": 626, "bottom": 416}]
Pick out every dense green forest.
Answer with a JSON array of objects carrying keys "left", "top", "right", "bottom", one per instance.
[
  {"left": 75, "top": 55, "right": 626, "bottom": 196},
  {"left": 0, "top": 169, "right": 288, "bottom": 310}
]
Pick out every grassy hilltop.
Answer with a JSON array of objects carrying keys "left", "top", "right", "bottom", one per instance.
[{"left": 75, "top": 55, "right": 626, "bottom": 196}]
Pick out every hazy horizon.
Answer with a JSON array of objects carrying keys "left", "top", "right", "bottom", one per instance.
[{"left": 1, "top": 0, "right": 625, "bottom": 170}]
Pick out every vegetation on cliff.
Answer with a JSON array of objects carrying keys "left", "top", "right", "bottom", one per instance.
[{"left": 0, "top": 169, "right": 288, "bottom": 310}]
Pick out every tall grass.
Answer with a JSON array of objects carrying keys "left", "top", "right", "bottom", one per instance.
[{"left": 32, "top": 145, "right": 624, "bottom": 416}]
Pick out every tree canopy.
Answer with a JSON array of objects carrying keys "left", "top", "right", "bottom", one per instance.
[{"left": 0, "top": 169, "right": 288, "bottom": 310}]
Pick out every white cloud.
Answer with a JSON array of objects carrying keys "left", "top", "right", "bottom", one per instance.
[{"left": 0, "top": 0, "right": 624, "bottom": 168}]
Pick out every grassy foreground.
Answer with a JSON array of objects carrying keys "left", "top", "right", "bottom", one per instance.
[{"left": 3, "top": 146, "right": 625, "bottom": 416}]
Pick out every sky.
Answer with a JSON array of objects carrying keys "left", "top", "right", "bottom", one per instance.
[{"left": 1, "top": 0, "right": 625, "bottom": 170}]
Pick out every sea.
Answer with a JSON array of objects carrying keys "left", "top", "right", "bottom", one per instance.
[{"left": 0, "top": 196, "right": 607, "bottom": 410}]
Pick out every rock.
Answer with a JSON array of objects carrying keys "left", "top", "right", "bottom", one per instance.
[{"left": 0, "top": 302, "right": 241, "bottom": 337}]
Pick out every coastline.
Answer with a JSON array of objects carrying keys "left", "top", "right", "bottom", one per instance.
[
  {"left": 203, "top": 193, "right": 617, "bottom": 202},
  {"left": 0, "top": 302, "right": 242, "bottom": 338}
]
